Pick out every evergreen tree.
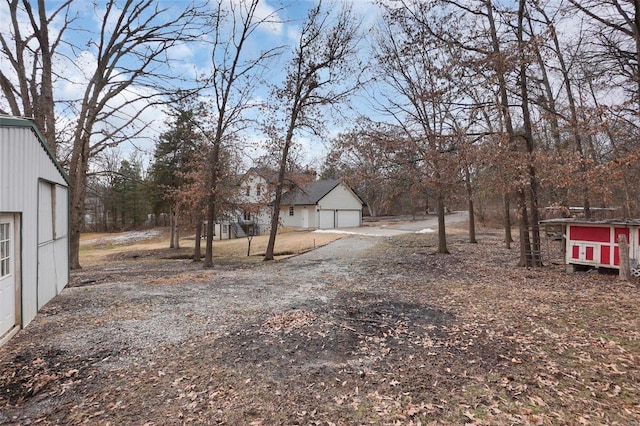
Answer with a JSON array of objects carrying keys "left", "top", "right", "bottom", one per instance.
[
  {"left": 112, "top": 159, "right": 149, "bottom": 229},
  {"left": 148, "top": 96, "right": 207, "bottom": 247}
]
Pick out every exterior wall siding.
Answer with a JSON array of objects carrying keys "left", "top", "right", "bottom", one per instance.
[
  {"left": 279, "top": 205, "right": 314, "bottom": 228},
  {"left": 566, "top": 223, "right": 639, "bottom": 269},
  {"left": 317, "top": 185, "right": 363, "bottom": 210},
  {"left": 238, "top": 171, "right": 273, "bottom": 229},
  {"left": 0, "top": 123, "right": 69, "bottom": 329}
]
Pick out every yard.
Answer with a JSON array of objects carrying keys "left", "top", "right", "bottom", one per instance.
[{"left": 1, "top": 226, "right": 640, "bottom": 425}]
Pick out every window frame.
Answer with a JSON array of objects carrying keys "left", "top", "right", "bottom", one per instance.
[{"left": 0, "top": 222, "right": 10, "bottom": 277}]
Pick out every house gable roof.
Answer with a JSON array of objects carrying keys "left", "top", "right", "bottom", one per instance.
[
  {"left": 240, "top": 166, "right": 278, "bottom": 185},
  {"left": 0, "top": 115, "right": 69, "bottom": 185},
  {"left": 280, "top": 179, "right": 344, "bottom": 206}
]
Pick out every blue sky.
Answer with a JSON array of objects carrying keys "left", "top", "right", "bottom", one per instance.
[
  {"left": 120, "top": 0, "right": 383, "bottom": 169},
  {"left": 0, "top": 0, "right": 382, "bottom": 169},
  {"left": 182, "top": 0, "right": 382, "bottom": 170},
  {"left": 3, "top": 0, "right": 615, "bottom": 172}
]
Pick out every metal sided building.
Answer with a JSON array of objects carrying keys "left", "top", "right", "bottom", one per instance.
[
  {"left": 0, "top": 116, "right": 69, "bottom": 346},
  {"left": 541, "top": 218, "right": 640, "bottom": 271}
]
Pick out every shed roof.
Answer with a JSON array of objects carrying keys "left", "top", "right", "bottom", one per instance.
[
  {"left": 0, "top": 115, "right": 69, "bottom": 185},
  {"left": 280, "top": 179, "right": 342, "bottom": 206},
  {"left": 540, "top": 218, "right": 640, "bottom": 226}
]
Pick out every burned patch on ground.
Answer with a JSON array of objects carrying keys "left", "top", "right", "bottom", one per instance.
[{"left": 217, "top": 295, "right": 452, "bottom": 369}]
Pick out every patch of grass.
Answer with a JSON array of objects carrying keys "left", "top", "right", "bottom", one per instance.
[{"left": 79, "top": 228, "right": 344, "bottom": 266}]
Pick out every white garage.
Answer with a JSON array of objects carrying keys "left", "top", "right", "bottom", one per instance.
[
  {"left": 337, "top": 210, "right": 361, "bottom": 228},
  {"left": 318, "top": 210, "right": 335, "bottom": 229},
  {"left": 0, "top": 116, "right": 69, "bottom": 346},
  {"left": 279, "top": 180, "right": 364, "bottom": 230}
]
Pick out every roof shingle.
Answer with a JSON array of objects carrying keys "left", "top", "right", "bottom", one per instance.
[{"left": 280, "top": 179, "right": 341, "bottom": 205}]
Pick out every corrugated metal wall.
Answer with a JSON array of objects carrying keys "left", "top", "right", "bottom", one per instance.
[{"left": 0, "top": 125, "right": 68, "bottom": 327}]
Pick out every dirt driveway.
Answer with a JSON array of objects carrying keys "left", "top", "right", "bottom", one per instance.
[{"left": 1, "top": 228, "right": 640, "bottom": 425}]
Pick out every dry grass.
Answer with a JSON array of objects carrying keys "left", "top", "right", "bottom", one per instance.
[{"left": 79, "top": 228, "right": 344, "bottom": 266}]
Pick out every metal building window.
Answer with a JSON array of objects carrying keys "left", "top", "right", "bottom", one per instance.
[
  {"left": 289, "top": 206, "right": 294, "bottom": 216},
  {"left": 0, "top": 223, "right": 10, "bottom": 277}
]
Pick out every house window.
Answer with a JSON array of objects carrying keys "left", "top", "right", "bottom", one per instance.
[
  {"left": 289, "top": 206, "right": 295, "bottom": 216},
  {"left": 0, "top": 222, "right": 10, "bottom": 277},
  {"left": 245, "top": 186, "right": 250, "bottom": 196},
  {"left": 244, "top": 211, "right": 252, "bottom": 221},
  {"left": 257, "top": 185, "right": 261, "bottom": 197}
]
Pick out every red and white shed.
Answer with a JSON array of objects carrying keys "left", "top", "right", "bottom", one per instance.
[{"left": 541, "top": 218, "right": 640, "bottom": 270}]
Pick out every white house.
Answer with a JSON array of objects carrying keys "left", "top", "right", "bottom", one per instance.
[
  {"left": 205, "top": 167, "right": 277, "bottom": 241},
  {"left": 0, "top": 116, "right": 69, "bottom": 346},
  {"left": 279, "top": 180, "right": 365, "bottom": 229},
  {"left": 237, "top": 167, "right": 277, "bottom": 229}
]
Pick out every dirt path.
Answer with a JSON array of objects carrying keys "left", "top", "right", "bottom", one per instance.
[{"left": 2, "top": 229, "right": 640, "bottom": 425}]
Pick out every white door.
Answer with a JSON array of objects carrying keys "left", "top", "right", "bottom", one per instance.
[
  {"left": 0, "top": 214, "right": 16, "bottom": 337},
  {"left": 301, "top": 208, "right": 309, "bottom": 229},
  {"left": 318, "top": 210, "right": 335, "bottom": 229},
  {"left": 337, "top": 210, "right": 360, "bottom": 228}
]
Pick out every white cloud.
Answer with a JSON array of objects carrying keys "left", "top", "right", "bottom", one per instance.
[
  {"left": 252, "top": 1, "right": 283, "bottom": 35},
  {"left": 219, "top": 0, "right": 283, "bottom": 35}
]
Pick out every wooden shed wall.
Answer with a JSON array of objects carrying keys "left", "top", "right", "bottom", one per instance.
[{"left": 566, "top": 223, "right": 639, "bottom": 269}]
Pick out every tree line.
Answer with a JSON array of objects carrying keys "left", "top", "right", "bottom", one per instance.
[
  {"left": 325, "top": 0, "right": 640, "bottom": 266},
  {"left": 1, "top": 0, "right": 639, "bottom": 269}
]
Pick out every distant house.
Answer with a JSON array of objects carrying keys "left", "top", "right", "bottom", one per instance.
[
  {"left": 207, "top": 167, "right": 280, "bottom": 240},
  {"left": 0, "top": 116, "right": 69, "bottom": 346},
  {"left": 279, "top": 180, "right": 365, "bottom": 229},
  {"left": 236, "top": 167, "right": 278, "bottom": 231}
]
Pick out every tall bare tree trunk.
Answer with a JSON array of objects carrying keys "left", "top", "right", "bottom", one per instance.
[
  {"left": 503, "top": 193, "right": 512, "bottom": 249},
  {"left": 173, "top": 210, "right": 180, "bottom": 249},
  {"left": 204, "top": 143, "right": 220, "bottom": 267},
  {"left": 436, "top": 190, "right": 449, "bottom": 254},
  {"left": 265, "top": 121, "right": 297, "bottom": 261},
  {"left": 516, "top": 188, "right": 532, "bottom": 267},
  {"left": 536, "top": 7, "right": 591, "bottom": 218},
  {"left": 264, "top": 4, "right": 359, "bottom": 261},
  {"left": 193, "top": 217, "right": 202, "bottom": 261},
  {"left": 68, "top": 181, "right": 86, "bottom": 269},
  {"left": 486, "top": 0, "right": 526, "bottom": 259},
  {"left": 203, "top": 0, "right": 273, "bottom": 268},
  {"left": 464, "top": 164, "right": 477, "bottom": 244},
  {"left": 518, "top": 0, "right": 542, "bottom": 266}
]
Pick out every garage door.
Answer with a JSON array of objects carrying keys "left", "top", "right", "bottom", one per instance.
[
  {"left": 337, "top": 210, "right": 360, "bottom": 228},
  {"left": 318, "top": 210, "right": 335, "bottom": 229},
  {"left": 0, "top": 215, "right": 16, "bottom": 338}
]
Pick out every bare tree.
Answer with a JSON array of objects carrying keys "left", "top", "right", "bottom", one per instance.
[
  {"left": 0, "top": 0, "right": 73, "bottom": 154},
  {"left": 202, "top": 0, "right": 282, "bottom": 268},
  {"left": 2, "top": 0, "right": 207, "bottom": 269},
  {"left": 568, "top": 0, "right": 640, "bottom": 110},
  {"left": 324, "top": 119, "right": 406, "bottom": 218},
  {"left": 65, "top": 1, "right": 206, "bottom": 269},
  {"left": 263, "top": 2, "right": 361, "bottom": 261},
  {"left": 516, "top": 0, "right": 543, "bottom": 266},
  {"left": 374, "top": 0, "right": 470, "bottom": 254}
]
